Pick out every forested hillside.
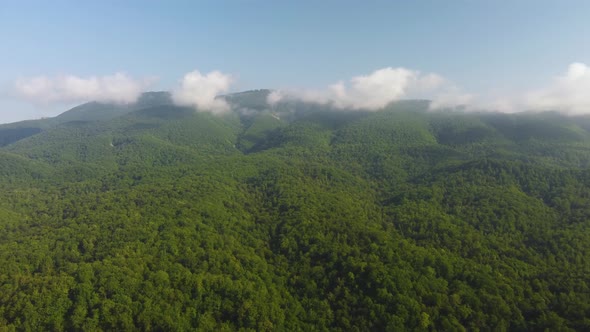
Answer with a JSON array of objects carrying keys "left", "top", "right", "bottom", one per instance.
[{"left": 1, "top": 91, "right": 589, "bottom": 331}]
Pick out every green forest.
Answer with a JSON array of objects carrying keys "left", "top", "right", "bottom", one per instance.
[{"left": 0, "top": 91, "right": 589, "bottom": 331}]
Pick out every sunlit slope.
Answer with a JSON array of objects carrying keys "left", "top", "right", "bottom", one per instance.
[
  {"left": 1, "top": 95, "right": 590, "bottom": 330},
  {"left": 4, "top": 104, "right": 242, "bottom": 178},
  {"left": 0, "top": 91, "right": 173, "bottom": 147},
  {"left": 5, "top": 96, "right": 590, "bottom": 184}
]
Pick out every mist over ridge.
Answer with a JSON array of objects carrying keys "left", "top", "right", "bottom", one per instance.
[{"left": 7, "top": 62, "right": 590, "bottom": 123}]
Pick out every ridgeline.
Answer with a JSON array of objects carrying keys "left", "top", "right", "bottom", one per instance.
[{"left": 1, "top": 91, "right": 589, "bottom": 330}]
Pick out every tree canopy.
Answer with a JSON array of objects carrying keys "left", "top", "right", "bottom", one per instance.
[{"left": 1, "top": 93, "right": 589, "bottom": 330}]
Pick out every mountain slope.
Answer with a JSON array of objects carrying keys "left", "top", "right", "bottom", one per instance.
[
  {"left": 0, "top": 96, "right": 590, "bottom": 330},
  {"left": 0, "top": 91, "right": 174, "bottom": 147}
]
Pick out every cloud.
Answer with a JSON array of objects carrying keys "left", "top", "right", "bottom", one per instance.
[
  {"left": 268, "top": 67, "right": 468, "bottom": 111},
  {"left": 14, "top": 73, "right": 152, "bottom": 104},
  {"left": 521, "top": 62, "right": 590, "bottom": 114},
  {"left": 12, "top": 63, "right": 589, "bottom": 116},
  {"left": 267, "top": 63, "right": 590, "bottom": 115},
  {"left": 267, "top": 90, "right": 285, "bottom": 105},
  {"left": 171, "top": 70, "right": 233, "bottom": 114},
  {"left": 448, "top": 62, "right": 590, "bottom": 114},
  {"left": 428, "top": 90, "right": 474, "bottom": 110}
]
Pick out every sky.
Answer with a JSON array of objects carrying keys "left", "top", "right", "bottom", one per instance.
[{"left": 1, "top": 0, "right": 590, "bottom": 123}]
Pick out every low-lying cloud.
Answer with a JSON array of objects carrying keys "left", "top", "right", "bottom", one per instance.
[
  {"left": 14, "top": 73, "right": 152, "bottom": 104},
  {"left": 171, "top": 70, "right": 233, "bottom": 114},
  {"left": 268, "top": 67, "right": 470, "bottom": 111},
  {"left": 522, "top": 62, "right": 590, "bottom": 114},
  {"left": 433, "top": 62, "right": 590, "bottom": 114},
  {"left": 10, "top": 63, "right": 590, "bottom": 116},
  {"left": 268, "top": 63, "right": 590, "bottom": 115}
]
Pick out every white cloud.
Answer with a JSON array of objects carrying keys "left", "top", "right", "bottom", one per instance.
[
  {"left": 14, "top": 73, "right": 152, "bottom": 104},
  {"left": 447, "top": 62, "right": 590, "bottom": 114},
  {"left": 522, "top": 62, "right": 590, "bottom": 114},
  {"left": 171, "top": 70, "right": 233, "bottom": 114},
  {"left": 431, "top": 63, "right": 590, "bottom": 115},
  {"left": 268, "top": 63, "right": 590, "bottom": 115},
  {"left": 428, "top": 90, "right": 474, "bottom": 110},
  {"left": 267, "top": 90, "right": 285, "bottom": 105},
  {"left": 12, "top": 63, "right": 590, "bottom": 116},
  {"left": 268, "top": 67, "right": 467, "bottom": 111}
]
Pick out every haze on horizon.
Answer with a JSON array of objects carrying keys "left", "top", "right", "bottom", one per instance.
[{"left": 1, "top": 0, "right": 590, "bottom": 123}]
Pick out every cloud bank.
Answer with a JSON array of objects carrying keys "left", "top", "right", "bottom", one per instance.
[
  {"left": 268, "top": 67, "right": 471, "bottom": 111},
  {"left": 268, "top": 63, "right": 590, "bottom": 115},
  {"left": 171, "top": 70, "right": 233, "bottom": 114},
  {"left": 14, "top": 73, "right": 152, "bottom": 104},
  {"left": 522, "top": 62, "right": 590, "bottom": 114},
  {"left": 433, "top": 62, "right": 590, "bottom": 114},
  {"left": 445, "top": 62, "right": 590, "bottom": 114},
  {"left": 10, "top": 63, "right": 590, "bottom": 116}
]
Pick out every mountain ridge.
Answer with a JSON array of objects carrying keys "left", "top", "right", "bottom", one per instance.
[{"left": 1, "top": 89, "right": 590, "bottom": 330}]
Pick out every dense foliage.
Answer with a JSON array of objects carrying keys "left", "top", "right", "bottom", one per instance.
[{"left": 1, "top": 91, "right": 589, "bottom": 331}]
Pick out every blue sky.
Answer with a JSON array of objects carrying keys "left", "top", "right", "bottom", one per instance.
[{"left": 1, "top": 0, "right": 590, "bottom": 122}]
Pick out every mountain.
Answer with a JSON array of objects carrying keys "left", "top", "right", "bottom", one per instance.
[
  {"left": 0, "top": 92, "right": 590, "bottom": 330},
  {"left": 0, "top": 91, "right": 174, "bottom": 147}
]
